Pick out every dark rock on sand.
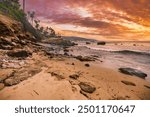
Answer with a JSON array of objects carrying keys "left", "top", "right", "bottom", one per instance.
[
  {"left": 0, "top": 83, "right": 5, "bottom": 90},
  {"left": 69, "top": 74, "right": 79, "bottom": 80},
  {"left": 86, "top": 42, "right": 91, "bottom": 45},
  {"left": 75, "top": 56, "right": 95, "bottom": 62},
  {"left": 121, "top": 80, "right": 136, "bottom": 86},
  {"left": 7, "top": 49, "right": 32, "bottom": 58},
  {"left": 85, "top": 64, "right": 90, "bottom": 67},
  {"left": 50, "top": 72, "right": 65, "bottom": 80},
  {"left": 119, "top": 68, "right": 147, "bottom": 79},
  {"left": 97, "top": 41, "right": 106, "bottom": 45},
  {"left": 79, "top": 82, "right": 96, "bottom": 93},
  {"left": 144, "top": 85, "right": 150, "bottom": 89}
]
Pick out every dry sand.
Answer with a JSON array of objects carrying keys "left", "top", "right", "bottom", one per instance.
[{"left": 0, "top": 52, "right": 150, "bottom": 100}]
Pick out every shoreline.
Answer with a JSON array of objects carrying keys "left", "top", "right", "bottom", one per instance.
[{"left": 0, "top": 50, "right": 150, "bottom": 100}]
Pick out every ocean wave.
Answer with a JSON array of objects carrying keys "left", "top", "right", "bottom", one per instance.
[{"left": 114, "top": 50, "right": 150, "bottom": 56}]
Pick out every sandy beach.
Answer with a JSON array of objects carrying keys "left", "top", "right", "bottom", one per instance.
[{"left": 0, "top": 49, "right": 150, "bottom": 100}]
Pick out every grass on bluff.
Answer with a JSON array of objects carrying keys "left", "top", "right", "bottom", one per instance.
[
  {"left": 0, "top": 1, "right": 25, "bottom": 21},
  {"left": 0, "top": 1, "right": 42, "bottom": 40}
]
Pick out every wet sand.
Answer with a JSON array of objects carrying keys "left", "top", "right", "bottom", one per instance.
[{"left": 0, "top": 52, "right": 150, "bottom": 100}]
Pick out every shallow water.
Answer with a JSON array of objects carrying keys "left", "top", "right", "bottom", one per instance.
[
  {"left": 39, "top": 41, "right": 150, "bottom": 81},
  {"left": 75, "top": 41, "right": 150, "bottom": 81}
]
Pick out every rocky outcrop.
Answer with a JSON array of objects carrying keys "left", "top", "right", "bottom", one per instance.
[
  {"left": 7, "top": 49, "right": 32, "bottom": 58},
  {"left": 4, "top": 67, "right": 41, "bottom": 86},
  {"left": 42, "top": 39, "right": 77, "bottom": 47},
  {"left": 119, "top": 68, "right": 147, "bottom": 79},
  {"left": 0, "top": 20, "right": 13, "bottom": 36}
]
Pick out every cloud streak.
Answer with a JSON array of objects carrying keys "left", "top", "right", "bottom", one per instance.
[{"left": 20, "top": 0, "right": 150, "bottom": 40}]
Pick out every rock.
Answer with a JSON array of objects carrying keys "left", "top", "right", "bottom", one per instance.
[
  {"left": 144, "top": 85, "right": 150, "bottom": 89},
  {"left": 4, "top": 67, "right": 41, "bottom": 86},
  {"left": 79, "top": 82, "right": 96, "bottom": 93},
  {"left": 0, "top": 21, "right": 13, "bottom": 36},
  {"left": 121, "top": 80, "right": 136, "bottom": 86},
  {"left": 133, "top": 44, "right": 136, "bottom": 46},
  {"left": 69, "top": 74, "right": 79, "bottom": 80},
  {"left": 86, "top": 42, "right": 91, "bottom": 45},
  {"left": 64, "top": 52, "right": 69, "bottom": 56},
  {"left": 7, "top": 49, "right": 32, "bottom": 58},
  {"left": 51, "top": 72, "right": 65, "bottom": 80},
  {"left": 4, "top": 78, "right": 19, "bottom": 86},
  {"left": 0, "top": 37, "right": 14, "bottom": 50},
  {"left": 64, "top": 49, "right": 69, "bottom": 52},
  {"left": 97, "top": 41, "right": 106, "bottom": 45},
  {"left": 2, "top": 62, "right": 21, "bottom": 69},
  {"left": 72, "top": 63, "right": 75, "bottom": 65},
  {"left": 0, "top": 69, "right": 15, "bottom": 82},
  {"left": 119, "top": 68, "right": 147, "bottom": 79},
  {"left": 0, "top": 45, "right": 13, "bottom": 50},
  {"left": 85, "top": 64, "right": 90, "bottom": 67},
  {"left": 0, "top": 83, "right": 5, "bottom": 90},
  {"left": 75, "top": 56, "right": 95, "bottom": 62},
  {"left": 43, "top": 39, "right": 76, "bottom": 47}
]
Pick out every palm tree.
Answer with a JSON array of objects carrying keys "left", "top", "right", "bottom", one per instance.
[
  {"left": 23, "top": 0, "right": 25, "bottom": 12},
  {"left": 30, "top": 11, "right": 35, "bottom": 25}
]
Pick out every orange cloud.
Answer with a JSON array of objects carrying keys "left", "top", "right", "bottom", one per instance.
[{"left": 20, "top": 0, "right": 150, "bottom": 41}]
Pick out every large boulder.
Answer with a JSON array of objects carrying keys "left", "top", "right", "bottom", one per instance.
[{"left": 119, "top": 68, "right": 147, "bottom": 79}]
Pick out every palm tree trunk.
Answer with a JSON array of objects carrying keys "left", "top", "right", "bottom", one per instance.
[{"left": 23, "top": 0, "right": 25, "bottom": 12}]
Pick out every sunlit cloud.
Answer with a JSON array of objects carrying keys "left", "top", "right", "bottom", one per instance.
[{"left": 19, "top": 0, "right": 150, "bottom": 41}]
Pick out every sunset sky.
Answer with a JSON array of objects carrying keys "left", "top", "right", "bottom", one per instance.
[{"left": 20, "top": 0, "right": 150, "bottom": 41}]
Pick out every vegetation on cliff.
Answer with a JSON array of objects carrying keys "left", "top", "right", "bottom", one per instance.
[{"left": 0, "top": 0, "right": 57, "bottom": 40}]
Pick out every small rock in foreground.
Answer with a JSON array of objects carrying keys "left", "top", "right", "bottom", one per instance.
[
  {"left": 69, "top": 74, "right": 79, "bottom": 80},
  {"left": 144, "top": 85, "right": 150, "bottom": 89},
  {"left": 79, "top": 82, "right": 96, "bottom": 93},
  {"left": 0, "top": 83, "right": 5, "bottom": 90},
  {"left": 85, "top": 64, "right": 90, "bottom": 67},
  {"left": 121, "top": 80, "right": 136, "bottom": 86}
]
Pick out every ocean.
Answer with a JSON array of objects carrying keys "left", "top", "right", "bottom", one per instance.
[{"left": 74, "top": 41, "right": 150, "bottom": 81}]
